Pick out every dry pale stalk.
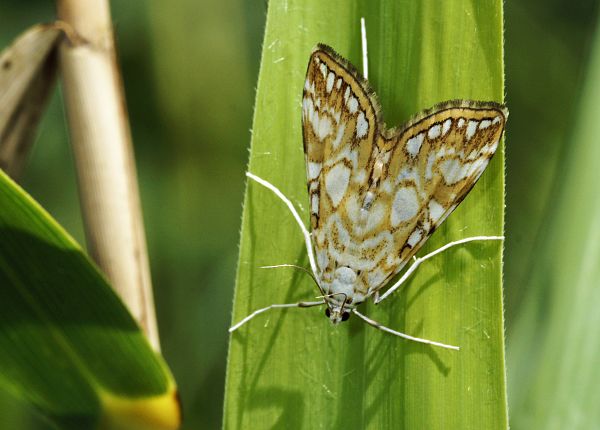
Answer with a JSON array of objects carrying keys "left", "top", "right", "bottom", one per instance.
[
  {"left": 0, "top": 25, "right": 60, "bottom": 178},
  {"left": 56, "top": 0, "right": 159, "bottom": 349}
]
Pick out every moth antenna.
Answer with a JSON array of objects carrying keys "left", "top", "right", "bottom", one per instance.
[
  {"left": 260, "top": 264, "right": 320, "bottom": 290},
  {"left": 351, "top": 309, "right": 459, "bottom": 350},
  {"left": 315, "top": 292, "right": 347, "bottom": 302}
]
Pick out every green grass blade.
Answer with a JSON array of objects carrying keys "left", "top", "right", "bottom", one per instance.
[
  {"left": 0, "top": 169, "right": 179, "bottom": 429},
  {"left": 225, "top": 1, "right": 507, "bottom": 428},
  {"left": 507, "top": 14, "right": 600, "bottom": 430}
]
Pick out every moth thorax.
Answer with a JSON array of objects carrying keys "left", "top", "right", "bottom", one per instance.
[{"left": 329, "top": 266, "right": 357, "bottom": 302}]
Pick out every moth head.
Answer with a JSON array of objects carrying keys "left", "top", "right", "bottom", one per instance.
[{"left": 325, "top": 306, "right": 351, "bottom": 324}]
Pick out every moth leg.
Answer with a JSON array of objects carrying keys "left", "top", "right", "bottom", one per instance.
[
  {"left": 246, "top": 172, "right": 319, "bottom": 282},
  {"left": 229, "top": 300, "right": 325, "bottom": 333},
  {"left": 374, "top": 235, "right": 504, "bottom": 304},
  {"left": 352, "top": 309, "right": 459, "bottom": 350}
]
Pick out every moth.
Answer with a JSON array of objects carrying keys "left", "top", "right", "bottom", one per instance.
[{"left": 231, "top": 44, "right": 507, "bottom": 350}]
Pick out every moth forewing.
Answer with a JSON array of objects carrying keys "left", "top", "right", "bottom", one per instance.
[{"left": 376, "top": 103, "right": 507, "bottom": 286}]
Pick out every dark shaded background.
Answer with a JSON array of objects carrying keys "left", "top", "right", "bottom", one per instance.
[{"left": 0, "top": 1, "right": 598, "bottom": 428}]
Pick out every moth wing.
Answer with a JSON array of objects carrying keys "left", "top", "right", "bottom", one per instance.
[
  {"left": 302, "top": 45, "right": 380, "bottom": 274},
  {"left": 302, "top": 45, "right": 380, "bottom": 282},
  {"left": 361, "top": 103, "right": 507, "bottom": 294}
]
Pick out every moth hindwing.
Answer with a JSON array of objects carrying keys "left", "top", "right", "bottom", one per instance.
[{"left": 301, "top": 44, "right": 507, "bottom": 323}]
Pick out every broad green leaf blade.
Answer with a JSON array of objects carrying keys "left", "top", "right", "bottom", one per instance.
[
  {"left": 0, "top": 169, "right": 180, "bottom": 430},
  {"left": 226, "top": 1, "right": 507, "bottom": 429},
  {"left": 507, "top": 13, "right": 600, "bottom": 430}
]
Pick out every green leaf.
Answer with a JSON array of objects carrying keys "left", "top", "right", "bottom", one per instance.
[
  {"left": 507, "top": 12, "right": 600, "bottom": 430},
  {"left": 0, "top": 169, "right": 179, "bottom": 429},
  {"left": 225, "top": 1, "right": 507, "bottom": 429}
]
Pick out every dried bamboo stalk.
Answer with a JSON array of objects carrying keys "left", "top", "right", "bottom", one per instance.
[{"left": 56, "top": 0, "right": 160, "bottom": 350}]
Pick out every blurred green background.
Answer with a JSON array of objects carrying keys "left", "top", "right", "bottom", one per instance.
[{"left": 0, "top": 0, "right": 598, "bottom": 429}]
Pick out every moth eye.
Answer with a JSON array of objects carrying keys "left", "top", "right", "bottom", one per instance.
[
  {"left": 325, "top": 308, "right": 331, "bottom": 318},
  {"left": 341, "top": 312, "right": 350, "bottom": 322}
]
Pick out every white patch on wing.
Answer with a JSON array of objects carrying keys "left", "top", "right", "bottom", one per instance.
[
  {"left": 326, "top": 71, "right": 335, "bottom": 93},
  {"left": 302, "top": 97, "right": 313, "bottom": 120},
  {"left": 391, "top": 187, "right": 419, "bottom": 226},
  {"left": 407, "top": 228, "right": 423, "bottom": 247},
  {"left": 307, "top": 161, "right": 322, "bottom": 180},
  {"left": 325, "top": 163, "right": 351, "bottom": 206},
  {"left": 442, "top": 118, "right": 452, "bottom": 136},
  {"left": 466, "top": 120, "right": 478, "bottom": 141},
  {"left": 439, "top": 158, "right": 471, "bottom": 185},
  {"left": 490, "top": 140, "right": 499, "bottom": 153},
  {"left": 344, "top": 86, "right": 350, "bottom": 102},
  {"left": 319, "top": 62, "right": 328, "bottom": 79},
  {"left": 479, "top": 119, "right": 492, "bottom": 129},
  {"left": 347, "top": 96, "right": 358, "bottom": 114},
  {"left": 317, "top": 249, "right": 328, "bottom": 272},
  {"left": 348, "top": 148, "right": 359, "bottom": 169},
  {"left": 312, "top": 114, "right": 332, "bottom": 140},
  {"left": 428, "top": 124, "right": 441, "bottom": 140},
  {"left": 356, "top": 111, "right": 369, "bottom": 138},
  {"left": 304, "top": 78, "right": 312, "bottom": 93},
  {"left": 425, "top": 153, "right": 436, "bottom": 180},
  {"left": 311, "top": 193, "right": 319, "bottom": 213},
  {"left": 336, "top": 78, "right": 342, "bottom": 89},
  {"left": 492, "top": 116, "right": 501, "bottom": 125},
  {"left": 428, "top": 199, "right": 445, "bottom": 224},
  {"left": 457, "top": 118, "right": 466, "bottom": 128},
  {"left": 406, "top": 133, "right": 424, "bottom": 157}
]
